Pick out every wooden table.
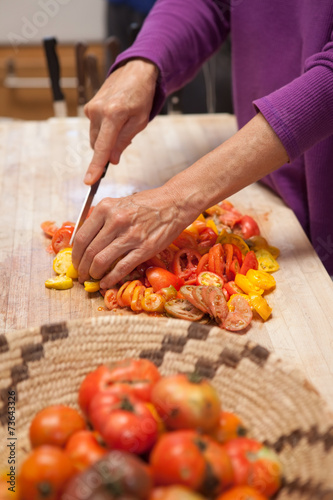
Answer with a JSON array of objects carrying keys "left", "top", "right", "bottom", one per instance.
[{"left": 1, "top": 114, "right": 333, "bottom": 410}]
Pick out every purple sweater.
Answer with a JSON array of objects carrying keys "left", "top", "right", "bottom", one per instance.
[{"left": 113, "top": 0, "right": 333, "bottom": 275}]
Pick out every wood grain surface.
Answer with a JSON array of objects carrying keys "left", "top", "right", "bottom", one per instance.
[{"left": 1, "top": 114, "right": 333, "bottom": 410}]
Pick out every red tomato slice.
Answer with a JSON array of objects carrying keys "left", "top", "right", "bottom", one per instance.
[
  {"left": 172, "top": 231, "right": 198, "bottom": 250},
  {"left": 223, "top": 281, "right": 243, "bottom": 296},
  {"left": 239, "top": 215, "right": 260, "bottom": 239},
  {"left": 223, "top": 243, "right": 234, "bottom": 281},
  {"left": 51, "top": 226, "right": 74, "bottom": 253},
  {"left": 41, "top": 220, "right": 59, "bottom": 238},
  {"left": 207, "top": 286, "right": 229, "bottom": 324},
  {"left": 223, "top": 295, "right": 253, "bottom": 332},
  {"left": 197, "top": 227, "right": 217, "bottom": 253},
  {"left": 239, "top": 251, "right": 259, "bottom": 275},
  {"left": 197, "top": 271, "right": 224, "bottom": 288},
  {"left": 197, "top": 253, "right": 209, "bottom": 275},
  {"left": 146, "top": 267, "right": 185, "bottom": 292},
  {"left": 208, "top": 243, "right": 224, "bottom": 277},
  {"left": 172, "top": 248, "right": 202, "bottom": 285},
  {"left": 191, "top": 286, "right": 211, "bottom": 315}
]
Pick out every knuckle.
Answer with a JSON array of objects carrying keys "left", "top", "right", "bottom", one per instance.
[{"left": 92, "top": 252, "right": 108, "bottom": 270}]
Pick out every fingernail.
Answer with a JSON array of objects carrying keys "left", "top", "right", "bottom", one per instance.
[{"left": 84, "top": 173, "right": 92, "bottom": 184}]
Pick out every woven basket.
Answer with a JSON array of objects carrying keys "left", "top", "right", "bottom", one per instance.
[{"left": 1, "top": 315, "right": 333, "bottom": 499}]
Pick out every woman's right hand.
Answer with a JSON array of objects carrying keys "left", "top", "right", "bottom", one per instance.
[{"left": 83, "top": 58, "right": 159, "bottom": 185}]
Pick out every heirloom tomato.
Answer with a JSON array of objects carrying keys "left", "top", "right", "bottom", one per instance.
[
  {"left": 164, "top": 298, "right": 204, "bottom": 321},
  {"left": 146, "top": 267, "right": 184, "bottom": 291},
  {"left": 151, "top": 373, "right": 221, "bottom": 433},
  {"left": 65, "top": 430, "right": 107, "bottom": 471},
  {"left": 211, "top": 411, "right": 247, "bottom": 444},
  {"left": 224, "top": 438, "right": 283, "bottom": 497},
  {"left": 29, "top": 405, "right": 86, "bottom": 448},
  {"left": 18, "top": 445, "right": 76, "bottom": 500},
  {"left": 197, "top": 271, "right": 224, "bottom": 288},
  {"left": 238, "top": 215, "right": 260, "bottom": 239}
]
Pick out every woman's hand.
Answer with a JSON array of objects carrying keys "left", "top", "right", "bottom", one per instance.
[
  {"left": 71, "top": 185, "right": 194, "bottom": 289},
  {"left": 83, "top": 58, "right": 159, "bottom": 185}
]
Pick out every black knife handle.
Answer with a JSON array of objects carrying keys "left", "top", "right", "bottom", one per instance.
[{"left": 43, "top": 37, "right": 64, "bottom": 102}]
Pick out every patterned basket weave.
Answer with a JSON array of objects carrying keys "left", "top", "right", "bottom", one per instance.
[{"left": 0, "top": 315, "right": 333, "bottom": 499}]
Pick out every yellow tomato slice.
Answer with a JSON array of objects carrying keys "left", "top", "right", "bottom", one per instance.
[
  {"left": 45, "top": 275, "right": 73, "bottom": 290},
  {"left": 235, "top": 274, "right": 264, "bottom": 295},
  {"left": 53, "top": 248, "right": 73, "bottom": 275},
  {"left": 66, "top": 263, "right": 78, "bottom": 279},
  {"left": 250, "top": 294, "right": 272, "bottom": 321},
  {"left": 206, "top": 219, "right": 219, "bottom": 235},
  {"left": 255, "top": 249, "right": 280, "bottom": 273},
  {"left": 84, "top": 280, "right": 100, "bottom": 293},
  {"left": 246, "top": 269, "right": 276, "bottom": 291},
  {"left": 216, "top": 232, "right": 250, "bottom": 255}
]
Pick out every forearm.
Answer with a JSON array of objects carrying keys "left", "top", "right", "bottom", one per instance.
[{"left": 166, "top": 112, "right": 289, "bottom": 221}]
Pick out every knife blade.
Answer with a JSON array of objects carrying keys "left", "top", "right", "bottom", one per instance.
[
  {"left": 70, "top": 162, "right": 109, "bottom": 246},
  {"left": 43, "top": 37, "right": 67, "bottom": 117}
]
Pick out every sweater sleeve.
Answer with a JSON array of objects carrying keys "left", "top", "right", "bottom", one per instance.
[
  {"left": 109, "top": 0, "right": 229, "bottom": 116},
  {"left": 254, "top": 33, "right": 333, "bottom": 162}
]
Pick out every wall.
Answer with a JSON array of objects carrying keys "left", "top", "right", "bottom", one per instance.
[{"left": 0, "top": 0, "right": 106, "bottom": 47}]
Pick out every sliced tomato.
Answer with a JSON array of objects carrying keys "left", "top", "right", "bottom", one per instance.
[
  {"left": 222, "top": 295, "right": 253, "bottom": 332},
  {"left": 229, "top": 258, "right": 240, "bottom": 280},
  {"left": 197, "top": 227, "right": 217, "bottom": 254},
  {"left": 116, "top": 281, "right": 132, "bottom": 307},
  {"left": 156, "top": 246, "right": 177, "bottom": 269},
  {"left": 156, "top": 285, "right": 177, "bottom": 302},
  {"left": 131, "top": 285, "right": 146, "bottom": 312},
  {"left": 207, "top": 286, "right": 229, "bottom": 324},
  {"left": 121, "top": 280, "right": 143, "bottom": 307},
  {"left": 51, "top": 226, "right": 74, "bottom": 253},
  {"left": 192, "top": 286, "right": 211, "bottom": 314},
  {"left": 208, "top": 243, "right": 224, "bottom": 277},
  {"left": 146, "top": 267, "right": 185, "bottom": 292},
  {"left": 179, "top": 285, "right": 207, "bottom": 314},
  {"left": 239, "top": 250, "right": 258, "bottom": 275},
  {"left": 231, "top": 244, "right": 243, "bottom": 266},
  {"left": 219, "top": 210, "right": 242, "bottom": 228},
  {"left": 197, "top": 253, "right": 209, "bottom": 275},
  {"left": 164, "top": 299, "right": 204, "bottom": 321},
  {"left": 172, "top": 231, "right": 198, "bottom": 250},
  {"left": 104, "top": 288, "right": 118, "bottom": 310},
  {"left": 223, "top": 281, "right": 243, "bottom": 296},
  {"left": 172, "top": 248, "right": 202, "bottom": 285},
  {"left": 141, "top": 289, "right": 165, "bottom": 313},
  {"left": 197, "top": 271, "right": 224, "bottom": 288},
  {"left": 238, "top": 215, "right": 260, "bottom": 239},
  {"left": 222, "top": 243, "right": 234, "bottom": 281},
  {"left": 41, "top": 220, "right": 59, "bottom": 238}
]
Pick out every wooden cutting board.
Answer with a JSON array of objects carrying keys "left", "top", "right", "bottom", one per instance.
[{"left": 1, "top": 114, "right": 333, "bottom": 410}]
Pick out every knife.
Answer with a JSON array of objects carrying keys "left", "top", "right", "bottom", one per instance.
[
  {"left": 43, "top": 37, "right": 67, "bottom": 117},
  {"left": 84, "top": 53, "right": 101, "bottom": 97},
  {"left": 70, "top": 162, "right": 109, "bottom": 246}
]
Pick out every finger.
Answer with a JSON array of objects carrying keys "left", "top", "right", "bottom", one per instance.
[
  {"left": 84, "top": 118, "right": 126, "bottom": 185},
  {"left": 111, "top": 115, "right": 148, "bottom": 164},
  {"left": 99, "top": 247, "right": 150, "bottom": 289},
  {"left": 71, "top": 210, "right": 105, "bottom": 271}
]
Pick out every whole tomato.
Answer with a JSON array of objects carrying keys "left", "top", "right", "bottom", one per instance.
[
  {"left": 18, "top": 445, "right": 76, "bottom": 500},
  {"left": 216, "top": 485, "right": 269, "bottom": 500},
  {"left": 62, "top": 450, "right": 152, "bottom": 500},
  {"left": 65, "top": 430, "right": 107, "bottom": 471},
  {"left": 211, "top": 411, "right": 248, "bottom": 444},
  {"left": 89, "top": 391, "right": 158, "bottom": 455},
  {"left": 29, "top": 405, "right": 86, "bottom": 448},
  {"left": 149, "top": 486, "right": 206, "bottom": 500},
  {"left": 151, "top": 373, "right": 221, "bottom": 433},
  {"left": 224, "top": 438, "right": 282, "bottom": 497},
  {"left": 150, "top": 431, "right": 233, "bottom": 495}
]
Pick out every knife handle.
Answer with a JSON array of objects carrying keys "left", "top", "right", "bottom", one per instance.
[
  {"left": 84, "top": 53, "right": 101, "bottom": 97},
  {"left": 43, "top": 37, "right": 64, "bottom": 102},
  {"left": 75, "top": 42, "right": 88, "bottom": 107}
]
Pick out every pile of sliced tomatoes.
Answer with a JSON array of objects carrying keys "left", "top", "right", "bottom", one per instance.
[
  {"left": 15, "top": 358, "right": 283, "bottom": 500},
  {"left": 42, "top": 200, "right": 280, "bottom": 332}
]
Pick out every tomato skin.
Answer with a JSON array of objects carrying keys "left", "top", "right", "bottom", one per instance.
[
  {"left": 51, "top": 226, "right": 74, "bottom": 253},
  {"left": 150, "top": 486, "right": 206, "bottom": 500},
  {"left": 63, "top": 450, "right": 153, "bottom": 499},
  {"left": 18, "top": 445, "right": 76, "bottom": 500},
  {"left": 65, "top": 430, "right": 107, "bottom": 471},
  {"left": 78, "top": 365, "right": 114, "bottom": 416},
  {"left": 224, "top": 438, "right": 282, "bottom": 497},
  {"left": 239, "top": 251, "right": 259, "bottom": 275},
  {"left": 216, "top": 486, "right": 268, "bottom": 500},
  {"left": 239, "top": 215, "right": 260, "bottom": 239},
  {"left": 90, "top": 392, "right": 158, "bottom": 455},
  {"left": 151, "top": 373, "right": 221, "bottom": 433},
  {"left": 29, "top": 405, "right": 86, "bottom": 448},
  {"left": 211, "top": 411, "right": 247, "bottom": 444},
  {"left": 146, "top": 267, "right": 185, "bottom": 292},
  {"left": 106, "top": 358, "right": 161, "bottom": 402},
  {"left": 150, "top": 431, "right": 206, "bottom": 490}
]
